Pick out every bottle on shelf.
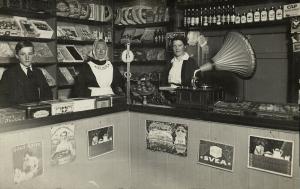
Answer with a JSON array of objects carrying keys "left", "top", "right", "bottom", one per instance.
[
  {"left": 191, "top": 9, "right": 195, "bottom": 27},
  {"left": 203, "top": 7, "right": 208, "bottom": 26},
  {"left": 241, "top": 12, "right": 247, "bottom": 24},
  {"left": 208, "top": 7, "right": 212, "bottom": 26},
  {"left": 261, "top": 8, "right": 268, "bottom": 22},
  {"left": 212, "top": 6, "right": 217, "bottom": 25},
  {"left": 275, "top": 6, "right": 283, "bottom": 21},
  {"left": 187, "top": 8, "right": 191, "bottom": 27},
  {"left": 230, "top": 5, "right": 236, "bottom": 24},
  {"left": 216, "top": 6, "right": 221, "bottom": 25},
  {"left": 226, "top": 5, "right": 231, "bottom": 25},
  {"left": 154, "top": 29, "right": 159, "bottom": 44},
  {"left": 246, "top": 9, "right": 253, "bottom": 23},
  {"left": 195, "top": 8, "right": 199, "bottom": 26},
  {"left": 183, "top": 9, "right": 187, "bottom": 27},
  {"left": 221, "top": 5, "right": 226, "bottom": 25},
  {"left": 268, "top": 6, "right": 275, "bottom": 21},
  {"left": 254, "top": 8, "right": 260, "bottom": 23},
  {"left": 235, "top": 13, "right": 241, "bottom": 24},
  {"left": 199, "top": 8, "right": 203, "bottom": 26}
]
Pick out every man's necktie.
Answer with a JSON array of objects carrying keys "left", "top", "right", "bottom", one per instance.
[{"left": 27, "top": 67, "right": 33, "bottom": 79}]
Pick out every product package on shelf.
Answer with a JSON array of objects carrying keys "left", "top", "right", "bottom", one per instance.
[
  {"left": 57, "top": 45, "right": 84, "bottom": 63},
  {"left": 75, "top": 25, "right": 95, "bottom": 41},
  {"left": 0, "top": 16, "right": 21, "bottom": 36},
  {"left": 31, "top": 20, "right": 54, "bottom": 39},
  {"left": 58, "top": 67, "right": 75, "bottom": 86},
  {"left": 0, "top": 107, "right": 25, "bottom": 124},
  {"left": 13, "top": 16, "right": 39, "bottom": 37},
  {"left": 89, "top": 3, "right": 112, "bottom": 22},
  {"left": 39, "top": 67, "right": 56, "bottom": 87},
  {"left": 57, "top": 25, "right": 80, "bottom": 40},
  {"left": 94, "top": 95, "right": 112, "bottom": 108},
  {"left": 284, "top": 3, "right": 300, "bottom": 18},
  {"left": 140, "top": 28, "right": 156, "bottom": 44},
  {"left": 17, "top": 102, "right": 51, "bottom": 119},
  {"left": 41, "top": 99, "right": 74, "bottom": 115},
  {"left": 64, "top": 98, "right": 95, "bottom": 112},
  {"left": 0, "top": 42, "right": 15, "bottom": 63},
  {"left": 213, "top": 101, "right": 253, "bottom": 116}
]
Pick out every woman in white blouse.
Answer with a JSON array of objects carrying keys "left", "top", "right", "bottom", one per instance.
[
  {"left": 164, "top": 35, "right": 198, "bottom": 88},
  {"left": 74, "top": 40, "right": 125, "bottom": 97}
]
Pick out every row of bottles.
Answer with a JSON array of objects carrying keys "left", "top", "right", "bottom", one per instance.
[
  {"left": 236, "top": 6, "right": 283, "bottom": 24},
  {"left": 183, "top": 5, "right": 284, "bottom": 27},
  {"left": 153, "top": 29, "right": 166, "bottom": 45}
]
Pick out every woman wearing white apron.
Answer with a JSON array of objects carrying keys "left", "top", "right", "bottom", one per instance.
[{"left": 73, "top": 40, "right": 125, "bottom": 97}]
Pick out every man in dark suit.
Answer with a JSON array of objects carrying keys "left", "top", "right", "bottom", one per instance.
[{"left": 0, "top": 41, "right": 52, "bottom": 107}]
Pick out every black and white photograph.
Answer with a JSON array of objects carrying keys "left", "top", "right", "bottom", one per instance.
[
  {"left": 198, "top": 140, "right": 234, "bottom": 172},
  {"left": 88, "top": 125, "right": 114, "bottom": 158},
  {"left": 13, "top": 142, "right": 43, "bottom": 184},
  {"left": 0, "top": 0, "right": 299, "bottom": 188},
  {"left": 145, "top": 120, "right": 188, "bottom": 156},
  {"left": 248, "top": 135, "right": 294, "bottom": 177},
  {"left": 51, "top": 123, "right": 76, "bottom": 166}
]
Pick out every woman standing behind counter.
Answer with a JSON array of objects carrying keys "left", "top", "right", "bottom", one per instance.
[
  {"left": 163, "top": 35, "right": 198, "bottom": 88},
  {"left": 73, "top": 40, "right": 125, "bottom": 97}
]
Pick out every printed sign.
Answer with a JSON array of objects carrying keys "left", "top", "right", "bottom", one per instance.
[
  {"left": 88, "top": 125, "right": 114, "bottom": 158},
  {"left": 13, "top": 142, "right": 43, "bottom": 184},
  {"left": 51, "top": 123, "right": 76, "bottom": 166},
  {"left": 248, "top": 135, "right": 294, "bottom": 177},
  {"left": 146, "top": 120, "right": 188, "bottom": 156},
  {"left": 198, "top": 140, "right": 234, "bottom": 172}
]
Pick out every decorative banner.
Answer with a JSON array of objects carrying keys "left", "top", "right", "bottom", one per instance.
[
  {"left": 51, "top": 123, "right": 76, "bottom": 166},
  {"left": 145, "top": 120, "right": 188, "bottom": 156},
  {"left": 198, "top": 140, "right": 234, "bottom": 172},
  {"left": 13, "top": 142, "right": 43, "bottom": 184},
  {"left": 88, "top": 125, "right": 114, "bottom": 158},
  {"left": 248, "top": 135, "right": 294, "bottom": 177}
]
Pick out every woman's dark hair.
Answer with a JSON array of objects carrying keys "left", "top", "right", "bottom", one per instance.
[
  {"left": 15, "top": 41, "right": 34, "bottom": 55},
  {"left": 171, "top": 35, "right": 187, "bottom": 46}
]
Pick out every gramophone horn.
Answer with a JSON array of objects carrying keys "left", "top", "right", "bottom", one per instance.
[{"left": 195, "top": 32, "right": 256, "bottom": 79}]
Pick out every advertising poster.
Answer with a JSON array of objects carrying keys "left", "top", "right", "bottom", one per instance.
[
  {"left": 248, "top": 135, "right": 294, "bottom": 177},
  {"left": 88, "top": 125, "right": 114, "bottom": 158},
  {"left": 13, "top": 142, "right": 43, "bottom": 184},
  {"left": 50, "top": 123, "right": 76, "bottom": 166},
  {"left": 145, "top": 120, "right": 188, "bottom": 156},
  {"left": 198, "top": 140, "right": 234, "bottom": 171}
]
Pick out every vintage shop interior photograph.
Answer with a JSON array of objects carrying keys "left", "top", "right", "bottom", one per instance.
[{"left": 0, "top": 0, "right": 299, "bottom": 188}]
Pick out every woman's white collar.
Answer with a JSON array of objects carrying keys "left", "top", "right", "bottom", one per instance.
[{"left": 171, "top": 53, "right": 189, "bottom": 63}]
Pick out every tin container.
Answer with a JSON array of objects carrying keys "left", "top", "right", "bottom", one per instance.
[
  {"left": 67, "top": 98, "right": 95, "bottom": 112},
  {"left": 0, "top": 108, "right": 26, "bottom": 124},
  {"left": 42, "top": 100, "right": 74, "bottom": 115},
  {"left": 95, "top": 95, "right": 112, "bottom": 108},
  {"left": 17, "top": 102, "right": 51, "bottom": 119}
]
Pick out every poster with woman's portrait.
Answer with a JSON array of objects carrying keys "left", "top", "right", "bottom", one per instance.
[
  {"left": 51, "top": 123, "right": 76, "bottom": 166},
  {"left": 145, "top": 120, "right": 188, "bottom": 157},
  {"left": 248, "top": 135, "right": 294, "bottom": 177},
  {"left": 13, "top": 142, "right": 43, "bottom": 184},
  {"left": 87, "top": 125, "right": 114, "bottom": 159}
]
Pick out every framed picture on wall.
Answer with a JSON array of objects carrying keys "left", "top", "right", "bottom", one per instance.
[
  {"left": 248, "top": 135, "right": 294, "bottom": 177},
  {"left": 13, "top": 142, "right": 43, "bottom": 184},
  {"left": 87, "top": 125, "right": 114, "bottom": 159},
  {"left": 145, "top": 120, "right": 188, "bottom": 157},
  {"left": 198, "top": 139, "right": 234, "bottom": 172}
]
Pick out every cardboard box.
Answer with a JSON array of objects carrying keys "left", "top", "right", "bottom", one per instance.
[
  {"left": 67, "top": 98, "right": 95, "bottom": 112},
  {"left": 95, "top": 95, "right": 111, "bottom": 108},
  {"left": 42, "top": 100, "right": 74, "bottom": 115},
  {"left": 0, "top": 108, "right": 25, "bottom": 124},
  {"left": 284, "top": 3, "right": 300, "bottom": 17}
]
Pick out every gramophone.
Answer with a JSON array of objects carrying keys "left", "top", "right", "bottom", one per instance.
[
  {"left": 191, "top": 31, "right": 256, "bottom": 88},
  {"left": 177, "top": 31, "right": 256, "bottom": 109}
]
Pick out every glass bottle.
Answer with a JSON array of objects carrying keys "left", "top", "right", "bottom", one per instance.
[
  {"left": 183, "top": 9, "right": 187, "bottom": 27},
  {"left": 246, "top": 9, "right": 253, "bottom": 23},
  {"left": 191, "top": 8, "right": 195, "bottom": 26},
  {"left": 187, "top": 8, "right": 191, "bottom": 27},
  {"left": 241, "top": 12, "right": 247, "bottom": 24},
  {"left": 261, "top": 8, "right": 268, "bottom": 22},
  {"left": 254, "top": 8, "right": 260, "bottom": 23},
  {"left": 208, "top": 7, "right": 212, "bottom": 25},
  {"left": 235, "top": 13, "right": 241, "bottom": 24},
  {"left": 221, "top": 5, "right": 226, "bottom": 25},
  {"left": 203, "top": 7, "right": 208, "bottom": 26},
  {"left": 275, "top": 6, "right": 283, "bottom": 20},
  {"left": 268, "top": 6, "right": 275, "bottom": 21},
  {"left": 195, "top": 8, "right": 199, "bottom": 26},
  {"left": 216, "top": 6, "right": 221, "bottom": 25},
  {"left": 212, "top": 6, "right": 217, "bottom": 25},
  {"left": 226, "top": 5, "right": 231, "bottom": 24},
  {"left": 230, "top": 5, "right": 236, "bottom": 24}
]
